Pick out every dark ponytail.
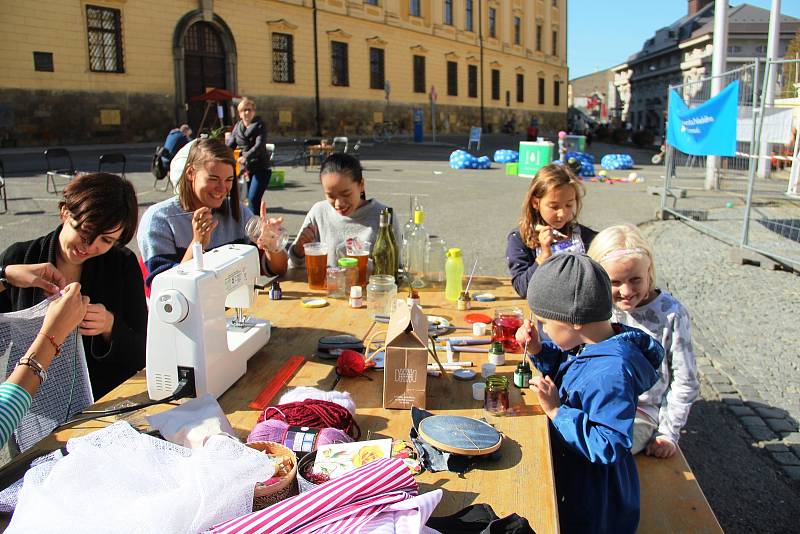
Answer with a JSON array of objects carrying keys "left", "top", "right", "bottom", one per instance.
[{"left": 319, "top": 153, "right": 363, "bottom": 185}]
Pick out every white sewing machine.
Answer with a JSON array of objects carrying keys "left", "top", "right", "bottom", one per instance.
[{"left": 146, "top": 243, "right": 270, "bottom": 400}]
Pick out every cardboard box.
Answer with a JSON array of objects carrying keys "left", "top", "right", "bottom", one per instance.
[{"left": 383, "top": 303, "right": 435, "bottom": 409}]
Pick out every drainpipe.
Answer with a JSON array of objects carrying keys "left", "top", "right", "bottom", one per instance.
[
  {"left": 313, "top": 0, "right": 322, "bottom": 137},
  {"left": 478, "top": 1, "right": 485, "bottom": 131}
]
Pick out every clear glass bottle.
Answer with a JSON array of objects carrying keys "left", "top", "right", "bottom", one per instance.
[
  {"left": 372, "top": 208, "right": 398, "bottom": 280},
  {"left": 407, "top": 206, "right": 429, "bottom": 289},
  {"left": 367, "top": 275, "right": 398, "bottom": 320},
  {"left": 484, "top": 375, "right": 510, "bottom": 415},
  {"left": 400, "top": 195, "right": 417, "bottom": 280},
  {"left": 326, "top": 267, "right": 347, "bottom": 298}
]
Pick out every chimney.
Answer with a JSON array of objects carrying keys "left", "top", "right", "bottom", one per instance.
[{"left": 688, "top": 0, "right": 713, "bottom": 16}]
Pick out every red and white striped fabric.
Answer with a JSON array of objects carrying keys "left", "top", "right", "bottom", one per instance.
[{"left": 210, "top": 458, "right": 442, "bottom": 534}]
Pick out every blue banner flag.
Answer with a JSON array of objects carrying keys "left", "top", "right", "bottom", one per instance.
[{"left": 667, "top": 80, "right": 739, "bottom": 156}]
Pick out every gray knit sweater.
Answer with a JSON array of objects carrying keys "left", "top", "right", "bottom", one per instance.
[{"left": 288, "top": 199, "right": 400, "bottom": 269}]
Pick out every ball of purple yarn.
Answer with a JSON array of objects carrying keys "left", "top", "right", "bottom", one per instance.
[{"left": 247, "top": 419, "right": 354, "bottom": 447}]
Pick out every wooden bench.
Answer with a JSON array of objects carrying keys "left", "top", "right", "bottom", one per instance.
[{"left": 638, "top": 448, "right": 723, "bottom": 533}]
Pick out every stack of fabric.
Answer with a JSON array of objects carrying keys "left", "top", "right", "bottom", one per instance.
[
  {"left": 449, "top": 150, "right": 492, "bottom": 170},
  {"left": 600, "top": 153, "right": 635, "bottom": 170}
]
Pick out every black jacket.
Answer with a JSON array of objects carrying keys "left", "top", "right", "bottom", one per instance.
[
  {"left": 227, "top": 116, "right": 270, "bottom": 174},
  {"left": 0, "top": 227, "right": 147, "bottom": 399}
]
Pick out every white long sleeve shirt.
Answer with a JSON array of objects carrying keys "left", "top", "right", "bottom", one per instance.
[{"left": 612, "top": 290, "right": 700, "bottom": 443}]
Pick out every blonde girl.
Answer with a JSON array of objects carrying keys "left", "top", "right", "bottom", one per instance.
[
  {"left": 588, "top": 224, "right": 699, "bottom": 458},
  {"left": 506, "top": 163, "right": 597, "bottom": 297}
]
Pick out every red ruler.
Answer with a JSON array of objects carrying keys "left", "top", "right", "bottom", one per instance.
[{"left": 248, "top": 355, "right": 306, "bottom": 410}]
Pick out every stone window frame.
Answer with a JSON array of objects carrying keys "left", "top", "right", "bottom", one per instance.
[
  {"left": 86, "top": 4, "right": 124, "bottom": 73},
  {"left": 271, "top": 32, "right": 295, "bottom": 84}
]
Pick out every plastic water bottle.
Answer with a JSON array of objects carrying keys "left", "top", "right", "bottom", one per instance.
[{"left": 445, "top": 247, "right": 464, "bottom": 301}]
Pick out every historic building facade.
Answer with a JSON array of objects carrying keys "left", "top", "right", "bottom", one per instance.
[
  {"left": 611, "top": 0, "right": 799, "bottom": 138},
  {"left": 0, "top": 0, "right": 567, "bottom": 146}
]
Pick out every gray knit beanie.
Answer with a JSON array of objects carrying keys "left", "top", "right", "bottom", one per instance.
[{"left": 527, "top": 253, "right": 612, "bottom": 324}]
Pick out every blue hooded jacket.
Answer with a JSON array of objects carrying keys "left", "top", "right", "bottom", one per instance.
[{"left": 531, "top": 324, "right": 664, "bottom": 534}]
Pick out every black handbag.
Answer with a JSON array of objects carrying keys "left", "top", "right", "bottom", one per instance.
[{"left": 316, "top": 335, "right": 365, "bottom": 360}]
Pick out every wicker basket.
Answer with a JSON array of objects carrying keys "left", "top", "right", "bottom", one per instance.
[
  {"left": 247, "top": 441, "right": 298, "bottom": 510},
  {"left": 296, "top": 450, "right": 320, "bottom": 493}
]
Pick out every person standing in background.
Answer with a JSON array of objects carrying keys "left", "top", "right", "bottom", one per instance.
[{"left": 227, "top": 97, "right": 271, "bottom": 214}]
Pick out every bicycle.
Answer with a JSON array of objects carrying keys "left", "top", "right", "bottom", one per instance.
[{"left": 372, "top": 121, "right": 397, "bottom": 144}]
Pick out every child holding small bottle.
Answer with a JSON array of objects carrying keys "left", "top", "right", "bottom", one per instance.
[
  {"left": 588, "top": 224, "right": 700, "bottom": 458},
  {"left": 506, "top": 164, "right": 597, "bottom": 298}
]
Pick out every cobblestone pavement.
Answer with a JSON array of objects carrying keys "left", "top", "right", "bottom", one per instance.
[{"left": 643, "top": 221, "right": 800, "bottom": 478}]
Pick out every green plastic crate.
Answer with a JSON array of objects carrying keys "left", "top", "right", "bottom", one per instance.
[
  {"left": 268, "top": 169, "right": 285, "bottom": 189},
  {"left": 505, "top": 163, "right": 519, "bottom": 176}
]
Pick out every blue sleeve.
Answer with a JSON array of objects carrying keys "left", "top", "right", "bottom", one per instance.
[
  {"left": 0, "top": 383, "right": 32, "bottom": 448},
  {"left": 531, "top": 341, "right": 568, "bottom": 378},
  {"left": 138, "top": 205, "right": 181, "bottom": 288},
  {"left": 551, "top": 367, "right": 636, "bottom": 464},
  {"left": 506, "top": 230, "right": 538, "bottom": 298}
]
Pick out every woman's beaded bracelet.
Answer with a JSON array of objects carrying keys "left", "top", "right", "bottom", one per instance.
[{"left": 37, "top": 332, "right": 62, "bottom": 356}]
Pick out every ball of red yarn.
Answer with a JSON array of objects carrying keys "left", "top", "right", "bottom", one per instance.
[
  {"left": 336, "top": 349, "right": 367, "bottom": 378},
  {"left": 257, "top": 399, "right": 361, "bottom": 440}
]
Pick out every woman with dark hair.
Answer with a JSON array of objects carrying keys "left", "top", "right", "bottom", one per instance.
[
  {"left": 289, "top": 153, "right": 399, "bottom": 268},
  {"left": 138, "top": 138, "right": 287, "bottom": 289},
  {"left": 0, "top": 172, "right": 146, "bottom": 399}
]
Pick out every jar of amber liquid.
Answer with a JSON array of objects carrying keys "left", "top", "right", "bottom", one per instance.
[{"left": 484, "top": 375, "right": 510, "bottom": 415}]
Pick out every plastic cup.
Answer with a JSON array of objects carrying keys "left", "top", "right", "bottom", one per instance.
[
  {"left": 245, "top": 216, "right": 289, "bottom": 252},
  {"left": 481, "top": 362, "right": 496, "bottom": 379},
  {"left": 345, "top": 240, "right": 371, "bottom": 287},
  {"left": 472, "top": 382, "right": 486, "bottom": 401},
  {"left": 304, "top": 242, "right": 328, "bottom": 290}
]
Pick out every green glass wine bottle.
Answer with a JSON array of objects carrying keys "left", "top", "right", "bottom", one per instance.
[{"left": 372, "top": 208, "right": 397, "bottom": 280}]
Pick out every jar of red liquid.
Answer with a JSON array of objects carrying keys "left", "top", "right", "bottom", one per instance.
[
  {"left": 484, "top": 375, "right": 510, "bottom": 415},
  {"left": 491, "top": 307, "right": 524, "bottom": 352}
]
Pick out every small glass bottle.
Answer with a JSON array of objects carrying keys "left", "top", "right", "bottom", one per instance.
[
  {"left": 488, "top": 341, "right": 505, "bottom": 366},
  {"left": 367, "top": 274, "right": 398, "bottom": 319},
  {"left": 514, "top": 361, "right": 532, "bottom": 388},
  {"left": 457, "top": 291, "right": 472, "bottom": 311},
  {"left": 337, "top": 257, "right": 358, "bottom": 293},
  {"left": 407, "top": 288, "right": 420, "bottom": 307},
  {"left": 349, "top": 285, "right": 363, "bottom": 308},
  {"left": 484, "top": 375, "right": 510, "bottom": 415},
  {"left": 269, "top": 281, "right": 282, "bottom": 300}
]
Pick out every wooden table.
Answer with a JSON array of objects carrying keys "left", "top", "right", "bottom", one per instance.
[{"left": 0, "top": 276, "right": 560, "bottom": 533}]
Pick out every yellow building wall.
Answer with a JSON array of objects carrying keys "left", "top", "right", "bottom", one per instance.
[{"left": 0, "top": 0, "right": 568, "bottom": 145}]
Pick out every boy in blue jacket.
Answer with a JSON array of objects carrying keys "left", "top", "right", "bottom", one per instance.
[{"left": 517, "top": 253, "right": 664, "bottom": 533}]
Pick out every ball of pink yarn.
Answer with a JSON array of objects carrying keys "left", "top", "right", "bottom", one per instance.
[{"left": 247, "top": 419, "right": 353, "bottom": 447}]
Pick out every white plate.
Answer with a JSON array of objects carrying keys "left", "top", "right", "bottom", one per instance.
[{"left": 427, "top": 315, "right": 452, "bottom": 334}]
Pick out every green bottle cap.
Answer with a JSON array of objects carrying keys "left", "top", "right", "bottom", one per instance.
[
  {"left": 490, "top": 341, "right": 504, "bottom": 354},
  {"left": 338, "top": 257, "right": 358, "bottom": 267}
]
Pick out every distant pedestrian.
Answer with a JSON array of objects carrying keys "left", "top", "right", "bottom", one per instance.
[
  {"left": 161, "top": 124, "right": 192, "bottom": 169},
  {"left": 227, "top": 97, "right": 271, "bottom": 214},
  {"left": 506, "top": 164, "right": 598, "bottom": 298},
  {"left": 588, "top": 224, "right": 700, "bottom": 459}
]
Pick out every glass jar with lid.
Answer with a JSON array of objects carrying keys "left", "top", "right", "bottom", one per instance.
[
  {"left": 326, "top": 267, "right": 347, "bottom": 298},
  {"left": 484, "top": 375, "right": 510, "bottom": 415},
  {"left": 337, "top": 257, "right": 358, "bottom": 293},
  {"left": 367, "top": 274, "right": 397, "bottom": 320}
]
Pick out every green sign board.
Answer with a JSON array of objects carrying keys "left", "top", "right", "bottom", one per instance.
[{"left": 518, "top": 141, "right": 554, "bottom": 177}]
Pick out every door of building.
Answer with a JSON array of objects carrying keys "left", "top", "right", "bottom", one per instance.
[{"left": 184, "top": 22, "right": 228, "bottom": 133}]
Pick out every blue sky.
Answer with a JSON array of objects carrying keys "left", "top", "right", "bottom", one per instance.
[{"left": 568, "top": 0, "right": 800, "bottom": 79}]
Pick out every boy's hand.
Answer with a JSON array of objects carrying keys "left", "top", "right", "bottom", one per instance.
[
  {"left": 645, "top": 436, "right": 677, "bottom": 458},
  {"left": 515, "top": 319, "right": 541, "bottom": 355},
  {"left": 531, "top": 375, "right": 560, "bottom": 420}
]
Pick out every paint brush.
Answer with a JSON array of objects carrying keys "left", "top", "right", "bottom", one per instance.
[{"left": 464, "top": 258, "right": 479, "bottom": 294}]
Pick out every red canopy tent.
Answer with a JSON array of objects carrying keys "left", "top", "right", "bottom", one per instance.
[{"left": 190, "top": 88, "right": 241, "bottom": 133}]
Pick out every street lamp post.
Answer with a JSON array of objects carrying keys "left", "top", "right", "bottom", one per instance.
[
  {"left": 478, "top": 1, "right": 485, "bottom": 131},
  {"left": 312, "top": 0, "right": 322, "bottom": 137}
]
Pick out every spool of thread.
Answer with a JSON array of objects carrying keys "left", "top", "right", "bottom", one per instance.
[
  {"left": 192, "top": 242, "right": 204, "bottom": 270},
  {"left": 247, "top": 419, "right": 353, "bottom": 447},
  {"left": 472, "top": 382, "right": 486, "bottom": 401},
  {"left": 472, "top": 322, "right": 487, "bottom": 336}
]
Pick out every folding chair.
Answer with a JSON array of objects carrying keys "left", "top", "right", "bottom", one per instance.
[
  {"left": 265, "top": 143, "right": 276, "bottom": 163},
  {"left": 98, "top": 153, "right": 127, "bottom": 177},
  {"left": 0, "top": 159, "right": 7, "bottom": 214},
  {"left": 332, "top": 136, "right": 348, "bottom": 154},
  {"left": 44, "top": 148, "right": 78, "bottom": 194}
]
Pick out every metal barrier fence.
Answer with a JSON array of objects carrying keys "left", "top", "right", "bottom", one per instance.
[{"left": 662, "top": 59, "right": 800, "bottom": 271}]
